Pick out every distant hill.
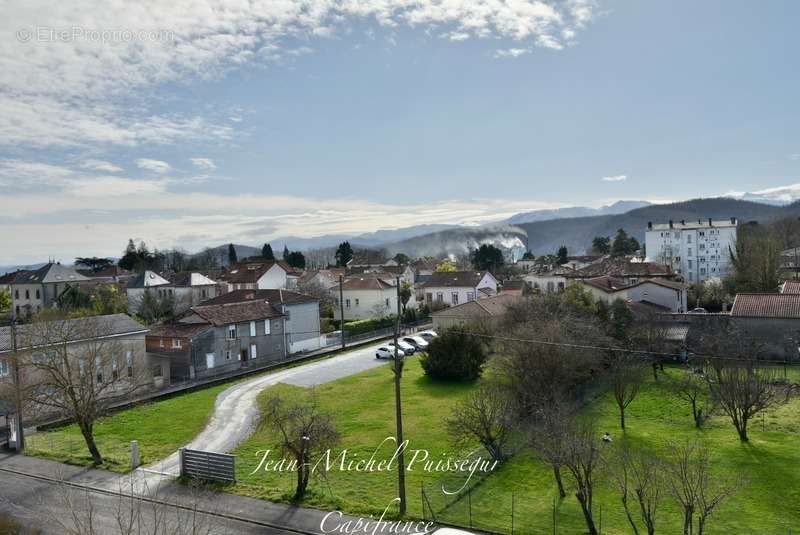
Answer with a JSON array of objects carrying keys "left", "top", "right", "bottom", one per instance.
[
  {"left": 516, "top": 197, "right": 788, "bottom": 255},
  {"left": 506, "top": 200, "right": 652, "bottom": 225}
]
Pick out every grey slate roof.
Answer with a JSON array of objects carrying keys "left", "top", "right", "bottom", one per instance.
[
  {"left": 198, "top": 289, "right": 318, "bottom": 306},
  {"left": 730, "top": 293, "right": 800, "bottom": 319},
  {"left": 0, "top": 314, "right": 148, "bottom": 353},
  {"left": 11, "top": 263, "right": 90, "bottom": 285},
  {"left": 422, "top": 271, "right": 489, "bottom": 288}
]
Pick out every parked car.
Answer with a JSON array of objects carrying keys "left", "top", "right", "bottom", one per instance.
[
  {"left": 417, "top": 330, "right": 438, "bottom": 342},
  {"left": 402, "top": 335, "right": 429, "bottom": 350},
  {"left": 389, "top": 340, "right": 416, "bottom": 355},
  {"left": 376, "top": 346, "right": 404, "bottom": 359},
  {"left": 689, "top": 307, "right": 708, "bottom": 314}
]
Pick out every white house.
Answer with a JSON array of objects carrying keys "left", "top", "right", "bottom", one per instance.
[
  {"left": 421, "top": 271, "right": 498, "bottom": 307},
  {"left": 127, "top": 271, "right": 220, "bottom": 315},
  {"left": 332, "top": 276, "right": 403, "bottom": 320},
  {"left": 9, "top": 263, "right": 91, "bottom": 318},
  {"left": 579, "top": 276, "right": 688, "bottom": 312},
  {"left": 645, "top": 218, "right": 737, "bottom": 284},
  {"left": 219, "top": 260, "right": 294, "bottom": 292},
  {"left": 524, "top": 268, "right": 570, "bottom": 293}
]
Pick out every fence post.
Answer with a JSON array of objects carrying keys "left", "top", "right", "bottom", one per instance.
[
  {"left": 179, "top": 447, "right": 185, "bottom": 478},
  {"left": 130, "top": 440, "right": 139, "bottom": 470},
  {"left": 511, "top": 492, "right": 514, "bottom": 535},
  {"left": 552, "top": 497, "right": 556, "bottom": 535},
  {"left": 599, "top": 504, "right": 602, "bottom": 535},
  {"left": 468, "top": 487, "right": 473, "bottom": 529}
]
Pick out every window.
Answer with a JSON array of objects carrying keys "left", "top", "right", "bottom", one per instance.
[
  {"left": 159, "top": 338, "right": 164, "bottom": 348},
  {"left": 346, "top": 299, "right": 351, "bottom": 309},
  {"left": 688, "top": 260, "right": 693, "bottom": 269},
  {"left": 25, "top": 289, "right": 29, "bottom": 299},
  {"left": 0, "top": 359, "right": 9, "bottom": 377},
  {"left": 14, "top": 289, "right": 18, "bottom": 299},
  {"left": 226, "top": 350, "right": 232, "bottom": 360},
  {"left": 249, "top": 321, "right": 256, "bottom": 337},
  {"left": 35, "top": 289, "right": 40, "bottom": 299},
  {"left": 452, "top": 293, "right": 459, "bottom": 305},
  {"left": 228, "top": 324, "right": 236, "bottom": 339},
  {"left": 152, "top": 365, "right": 163, "bottom": 378},
  {"left": 467, "top": 292, "right": 475, "bottom": 302},
  {"left": 172, "top": 338, "right": 182, "bottom": 349},
  {"left": 687, "top": 235, "right": 692, "bottom": 243},
  {"left": 355, "top": 298, "right": 360, "bottom": 307},
  {"left": 264, "top": 319, "right": 271, "bottom": 335},
  {"left": 126, "top": 351, "right": 133, "bottom": 378},
  {"left": 95, "top": 356, "right": 103, "bottom": 384},
  {"left": 202, "top": 289, "right": 208, "bottom": 299},
  {"left": 688, "top": 248, "right": 692, "bottom": 256},
  {"left": 112, "top": 357, "right": 119, "bottom": 381},
  {"left": 385, "top": 298, "right": 390, "bottom": 307},
  {"left": 436, "top": 292, "right": 444, "bottom": 302},
  {"left": 206, "top": 353, "right": 216, "bottom": 369},
  {"left": 250, "top": 343, "right": 258, "bottom": 359}
]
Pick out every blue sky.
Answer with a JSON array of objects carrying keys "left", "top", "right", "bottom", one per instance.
[{"left": 1, "top": 0, "right": 799, "bottom": 264}]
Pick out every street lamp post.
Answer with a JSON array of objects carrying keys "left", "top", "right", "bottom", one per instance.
[
  {"left": 392, "top": 276, "right": 407, "bottom": 515},
  {"left": 10, "top": 318, "right": 24, "bottom": 452}
]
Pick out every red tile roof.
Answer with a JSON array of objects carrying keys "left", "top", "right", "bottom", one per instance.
[
  {"left": 333, "top": 276, "right": 395, "bottom": 291},
  {"left": 780, "top": 281, "right": 800, "bottom": 294},
  {"left": 731, "top": 293, "right": 800, "bottom": 319}
]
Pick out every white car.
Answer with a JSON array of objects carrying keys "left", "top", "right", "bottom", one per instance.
[
  {"left": 376, "top": 346, "right": 404, "bottom": 359},
  {"left": 389, "top": 340, "right": 416, "bottom": 355},
  {"left": 417, "top": 330, "right": 438, "bottom": 342},
  {"left": 403, "top": 335, "right": 429, "bottom": 350}
]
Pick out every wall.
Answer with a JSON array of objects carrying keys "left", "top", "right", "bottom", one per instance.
[
  {"left": 334, "top": 288, "right": 397, "bottom": 320},
  {"left": 256, "top": 265, "right": 288, "bottom": 290},
  {"left": 284, "top": 301, "right": 322, "bottom": 353},
  {"left": 194, "top": 318, "right": 288, "bottom": 378}
]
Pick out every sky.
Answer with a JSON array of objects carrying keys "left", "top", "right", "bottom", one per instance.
[{"left": 1, "top": 0, "right": 799, "bottom": 264}]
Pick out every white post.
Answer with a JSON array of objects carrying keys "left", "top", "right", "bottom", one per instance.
[{"left": 131, "top": 440, "right": 139, "bottom": 470}]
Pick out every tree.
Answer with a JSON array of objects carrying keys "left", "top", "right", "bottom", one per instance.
[
  {"left": 74, "top": 257, "right": 113, "bottom": 272},
  {"left": 137, "top": 290, "right": 175, "bottom": 325},
  {"left": 608, "top": 352, "right": 644, "bottom": 430},
  {"left": 19, "top": 314, "right": 150, "bottom": 464},
  {"left": 118, "top": 239, "right": 140, "bottom": 271},
  {"left": 560, "top": 421, "right": 602, "bottom": 535},
  {"left": 672, "top": 370, "right": 709, "bottom": 428},
  {"left": 522, "top": 250, "right": 535, "bottom": 260},
  {"left": 611, "top": 228, "right": 639, "bottom": 257},
  {"left": 392, "top": 253, "right": 410, "bottom": 265},
  {"left": 282, "top": 245, "right": 290, "bottom": 262},
  {"left": 399, "top": 282, "right": 412, "bottom": 312},
  {"left": 665, "top": 441, "right": 741, "bottom": 535},
  {"left": 91, "top": 284, "right": 128, "bottom": 316},
  {"left": 334, "top": 242, "right": 354, "bottom": 267},
  {"left": 57, "top": 285, "right": 92, "bottom": 312},
  {"left": 447, "top": 383, "right": 514, "bottom": 462},
  {"left": 262, "top": 243, "right": 275, "bottom": 260},
  {"left": 420, "top": 329, "right": 487, "bottom": 381},
  {"left": 286, "top": 251, "right": 306, "bottom": 269},
  {"left": 728, "top": 228, "right": 782, "bottom": 293},
  {"left": 556, "top": 246, "right": 569, "bottom": 265},
  {"left": 607, "top": 299, "right": 634, "bottom": 341},
  {"left": 471, "top": 244, "right": 504, "bottom": 272},
  {"left": 262, "top": 393, "right": 339, "bottom": 500},
  {"left": 435, "top": 259, "right": 458, "bottom": 272},
  {"left": 0, "top": 289, "right": 11, "bottom": 312},
  {"left": 592, "top": 236, "right": 611, "bottom": 255},
  {"left": 611, "top": 444, "right": 664, "bottom": 535},
  {"left": 227, "top": 243, "right": 238, "bottom": 265}
]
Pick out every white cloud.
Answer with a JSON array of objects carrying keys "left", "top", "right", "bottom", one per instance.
[
  {"left": 135, "top": 158, "right": 171, "bottom": 174},
  {"left": 494, "top": 48, "right": 532, "bottom": 58},
  {"left": 0, "top": 1, "right": 596, "bottom": 149},
  {"left": 789, "top": 154, "right": 800, "bottom": 161},
  {"left": 190, "top": 158, "right": 216, "bottom": 170},
  {"left": 81, "top": 159, "right": 123, "bottom": 173},
  {"left": 602, "top": 174, "right": 627, "bottom": 182}
]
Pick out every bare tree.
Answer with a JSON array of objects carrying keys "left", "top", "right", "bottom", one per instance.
[
  {"left": 629, "top": 309, "right": 671, "bottom": 381},
  {"left": 610, "top": 444, "right": 664, "bottom": 535},
  {"left": 262, "top": 392, "right": 339, "bottom": 500},
  {"left": 672, "top": 370, "right": 709, "bottom": 428},
  {"left": 18, "top": 313, "right": 151, "bottom": 464},
  {"left": 447, "top": 383, "right": 515, "bottom": 462},
  {"left": 608, "top": 352, "right": 645, "bottom": 430},
  {"left": 528, "top": 403, "right": 574, "bottom": 499},
  {"left": 560, "top": 421, "right": 602, "bottom": 535},
  {"left": 665, "top": 441, "right": 741, "bottom": 535},
  {"left": 706, "top": 361, "right": 788, "bottom": 441}
]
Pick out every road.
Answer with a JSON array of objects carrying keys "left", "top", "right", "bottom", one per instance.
[{"left": 110, "top": 341, "right": 395, "bottom": 493}]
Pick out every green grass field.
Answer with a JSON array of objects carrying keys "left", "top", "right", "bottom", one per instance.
[
  {"left": 25, "top": 381, "right": 235, "bottom": 471},
  {"left": 230, "top": 360, "right": 800, "bottom": 535}
]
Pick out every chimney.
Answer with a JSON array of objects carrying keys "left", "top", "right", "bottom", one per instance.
[
  {"left": 730, "top": 217, "right": 736, "bottom": 225},
  {"left": 669, "top": 220, "right": 673, "bottom": 229},
  {"left": 647, "top": 221, "right": 652, "bottom": 230},
  {"left": 680, "top": 219, "right": 685, "bottom": 225},
  {"left": 708, "top": 217, "right": 713, "bottom": 226}
]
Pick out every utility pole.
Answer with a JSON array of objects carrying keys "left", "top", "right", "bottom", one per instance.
[
  {"left": 392, "top": 276, "right": 407, "bottom": 515},
  {"left": 338, "top": 275, "right": 346, "bottom": 349},
  {"left": 10, "top": 319, "right": 24, "bottom": 452}
]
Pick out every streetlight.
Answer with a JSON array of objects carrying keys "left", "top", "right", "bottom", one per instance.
[{"left": 392, "top": 276, "right": 407, "bottom": 515}]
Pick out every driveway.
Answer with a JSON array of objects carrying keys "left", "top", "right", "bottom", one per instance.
[{"left": 108, "top": 342, "right": 394, "bottom": 493}]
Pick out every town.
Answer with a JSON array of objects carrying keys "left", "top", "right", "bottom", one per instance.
[{"left": 1, "top": 210, "right": 799, "bottom": 534}]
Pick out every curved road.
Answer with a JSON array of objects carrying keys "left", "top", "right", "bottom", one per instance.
[{"left": 113, "top": 341, "right": 395, "bottom": 494}]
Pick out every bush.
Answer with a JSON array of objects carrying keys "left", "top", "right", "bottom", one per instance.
[
  {"left": 420, "top": 330, "right": 487, "bottom": 381},
  {"left": 343, "top": 317, "right": 395, "bottom": 336}
]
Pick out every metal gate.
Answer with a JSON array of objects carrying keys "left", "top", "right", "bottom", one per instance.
[{"left": 179, "top": 448, "right": 236, "bottom": 483}]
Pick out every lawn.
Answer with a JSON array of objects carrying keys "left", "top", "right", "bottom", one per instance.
[
  {"left": 230, "top": 361, "right": 800, "bottom": 535},
  {"left": 25, "top": 381, "right": 235, "bottom": 472}
]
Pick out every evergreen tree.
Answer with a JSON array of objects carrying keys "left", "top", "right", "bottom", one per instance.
[
  {"left": 611, "top": 229, "right": 638, "bottom": 257},
  {"left": 471, "top": 244, "right": 504, "bottom": 272},
  {"left": 286, "top": 251, "right": 306, "bottom": 269},
  {"left": 556, "top": 246, "right": 569, "bottom": 265},
  {"left": 592, "top": 236, "right": 611, "bottom": 255},
  {"left": 262, "top": 243, "right": 275, "bottom": 260},
  {"left": 228, "top": 243, "right": 238, "bottom": 265},
  {"left": 335, "top": 241, "right": 354, "bottom": 267},
  {"left": 283, "top": 245, "right": 290, "bottom": 261}
]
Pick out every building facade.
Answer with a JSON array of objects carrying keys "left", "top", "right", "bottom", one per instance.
[
  {"left": 645, "top": 218, "right": 737, "bottom": 284},
  {"left": 422, "top": 271, "right": 499, "bottom": 307},
  {"left": 9, "top": 263, "right": 91, "bottom": 318}
]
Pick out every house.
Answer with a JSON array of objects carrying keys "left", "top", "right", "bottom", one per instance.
[
  {"left": 524, "top": 267, "right": 572, "bottom": 293},
  {"left": 9, "top": 263, "right": 91, "bottom": 318},
  {"left": 412, "top": 258, "right": 440, "bottom": 279},
  {"left": 0, "top": 314, "right": 164, "bottom": 417},
  {"left": 579, "top": 276, "right": 688, "bottom": 312},
  {"left": 561, "top": 255, "right": 604, "bottom": 271},
  {"left": 645, "top": 218, "right": 737, "bottom": 284},
  {"left": 347, "top": 264, "right": 416, "bottom": 287},
  {"left": 126, "top": 271, "right": 219, "bottom": 316},
  {"left": 76, "top": 266, "right": 134, "bottom": 284},
  {"left": 729, "top": 293, "right": 800, "bottom": 360},
  {"left": 166, "top": 297, "right": 289, "bottom": 378},
  {"left": 218, "top": 259, "right": 295, "bottom": 292},
  {"left": 513, "top": 259, "right": 538, "bottom": 273},
  {"left": 297, "top": 268, "right": 346, "bottom": 290},
  {"left": 332, "top": 276, "right": 401, "bottom": 320},
  {"left": 780, "top": 281, "right": 800, "bottom": 294},
  {"left": 431, "top": 293, "right": 519, "bottom": 331},
  {"left": 198, "top": 289, "right": 322, "bottom": 353},
  {"left": 421, "top": 271, "right": 499, "bottom": 307},
  {"left": 564, "top": 257, "right": 676, "bottom": 285}
]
